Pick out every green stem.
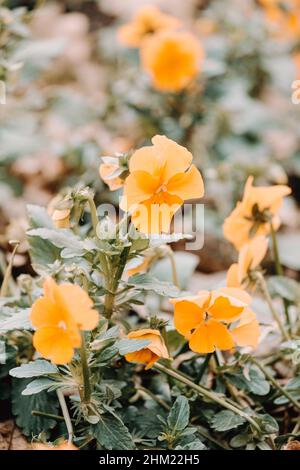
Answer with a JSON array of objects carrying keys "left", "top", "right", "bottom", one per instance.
[
  {"left": 256, "top": 272, "right": 290, "bottom": 341},
  {"left": 80, "top": 332, "right": 92, "bottom": 403},
  {"left": 137, "top": 386, "right": 170, "bottom": 411},
  {"left": 251, "top": 357, "right": 300, "bottom": 412},
  {"left": 57, "top": 389, "right": 74, "bottom": 444},
  {"left": 153, "top": 362, "right": 261, "bottom": 433},
  {"left": 0, "top": 242, "right": 19, "bottom": 297},
  {"left": 167, "top": 248, "right": 180, "bottom": 289},
  {"left": 87, "top": 196, "right": 99, "bottom": 236}
]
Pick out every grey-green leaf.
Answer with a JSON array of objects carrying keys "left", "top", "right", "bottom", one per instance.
[
  {"left": 116, "top": 338, "right": 150, "bottom": 355},
  {"left": 92, "top": 413, "right": 135, "bottom": 450},
  {"left": 22, "top": 378, "right": 56, "bottom": 395}
]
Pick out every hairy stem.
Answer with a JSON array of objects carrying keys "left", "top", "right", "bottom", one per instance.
[{"left": 0, "top": 242, "right": 19, "bottom": 297}]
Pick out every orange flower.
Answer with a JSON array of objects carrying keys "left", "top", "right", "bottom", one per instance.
[
  {"left": 99, "top": 162, "right": 124, "bottom": 191},
  {"left": 227, "top": 236, "right": 269, "bottom": 289},
  {"left": 120, "top": 135, "right": 204, "bottom": 234},
  {"left": 125, "top": 328, "right": 169, "bottom": 369},
  {"left": 118, "top": 5, "right": 180, "bottom": 47},
  {"left": 223, "top": 176, "right": 291, "bottom": 249},
  {"left": 47, "top": 196, "right": 71, "bottom": 229},
  {"left": 171, "top": 287, "right": 260, "bottom": 353},
  {"left": 30, "top": 278, "right": 99, "bottom": 364},
  {"left": 33, "top": 440, "right": 78, "bottom": 451},
  {"left": 141, "top": 30, "right": 204, "bottom": 92}
]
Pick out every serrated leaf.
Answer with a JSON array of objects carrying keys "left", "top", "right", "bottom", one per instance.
[
  {"left": 92, "top": 412, "right": 135, "bottom": 450},
  {"left": 116, "top": 338, "right": 150, "bottom": 355},
  {"left": 176, "top": 439, "right": 206, "bottom": 450},
  {"left": 211, "top": 410, "right": 246, "bottom": 432},
  {"left": 167, "top": 396, "right": 190, "bottom": 431},
  {"left": 11, "top": 378, "right": 60, "bottom": 436},
  {"left": 0, "top": 308, "right": 31, "bottom": 332},
  {"left": 27, "top": 204, "right": 54, "bottom": 229},
  {"left": 127, "top": 273, "right": 179, "bottom": 297},
  {"left": 10, "top": 360, "right": 58, "bottom": 378},
  {"left": 22, "top": 378, "right": 57, "bottom": 395}
]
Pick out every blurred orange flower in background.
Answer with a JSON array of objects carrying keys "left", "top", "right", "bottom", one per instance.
[
  {"left": 223, "top": 176, "right": 291, "bottom": 249},
  {"left": 227, "top": 236, "right": 269, "bottom": 288},
  {"left": 118, "top": 4, "right": 180, "bottom": 47},
  {"left": 141, "top": 30, "right": 204, "bottom": 92},
  {"left": 125, "top": 328, "right": 169, "bottom": 369},
  {"left": 30, "top": 278, "right": 99, "bottom": 364},
  {"left": 171, "top": 287, "right": 260, "bottom": 353},
  {"left": 120, "top": 135, "right": 204, "bottom": 234}
]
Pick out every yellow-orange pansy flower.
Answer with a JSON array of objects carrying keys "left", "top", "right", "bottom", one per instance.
[
  {"left": 171, "top": 287, "right": 259, "bottom": 353},
  {"left": 227, "top": 236, "right": 269, "bottom": 288},
  {"left": 30, "top": 278, "right": 99, "bottom": 364},
  {"left": 120, "top": 135, "right": 204, "bottom": 234},
  {"left": 125, "top": 328, "right": 169, "bottom": 369},
  {"left": 223, "top": 176, "right": 291, "bottom": 250},
  {"left": 33, "top": 440, "right": 78, "bottom": 450},
  {"left": 141, "top": 30, "right": 204, "bottom": 92},
  {"left": 99, "top": 162, "right": 124, "bottom": 191},
  {"left": 118, "top": 5, "right": 180, "bottom": 48}
]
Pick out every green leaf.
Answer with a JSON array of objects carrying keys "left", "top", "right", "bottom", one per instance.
[
  {"left": 167, "top": 396, "right": 190, "bottom": 432},
  {"left": 151, "top": 252, "right": 198, "bottom": 289},
  {"left": 92, "top": 411, "right": 135, "bottom": 450},
  {"left": 11, "top": 378, "right": 60, "bottom": 436},
  {"left": 27, "top": 204, "right": 54, "bottom": 229},
  {"left": 10, "top": 360, "right": 58, "bottom": 378},
  {"left": 211, "top": 410, "right": 246, "bottom": 432},
  {"left": 0, "top": 308, "right": 31, "bottom": 332},
  {"left": 127, "top": 273, "right": 180, "bottom": 297},
  {"left": 116, "top": 338, "right": 150, "bottom": 355},
  {"left": 176, "top": 439, "right": 206, "bottom": 450},
  {"left": 22, "top": 378, "right": 57, "bottom": 395},
  {"left": 268, "top": 276, "right": 300, "bottom": 304}
]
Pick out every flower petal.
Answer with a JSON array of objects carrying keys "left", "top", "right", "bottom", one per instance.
[
  {"left": 167, "top": 164, "right": 204, "bottom": 201},
  {"left": 173, "top": 299, "right": 205, "bottom": 338}
]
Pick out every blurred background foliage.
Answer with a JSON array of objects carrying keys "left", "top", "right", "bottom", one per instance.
[{"left": 0, "top": 0, "right": 300, "bottom": 274}]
